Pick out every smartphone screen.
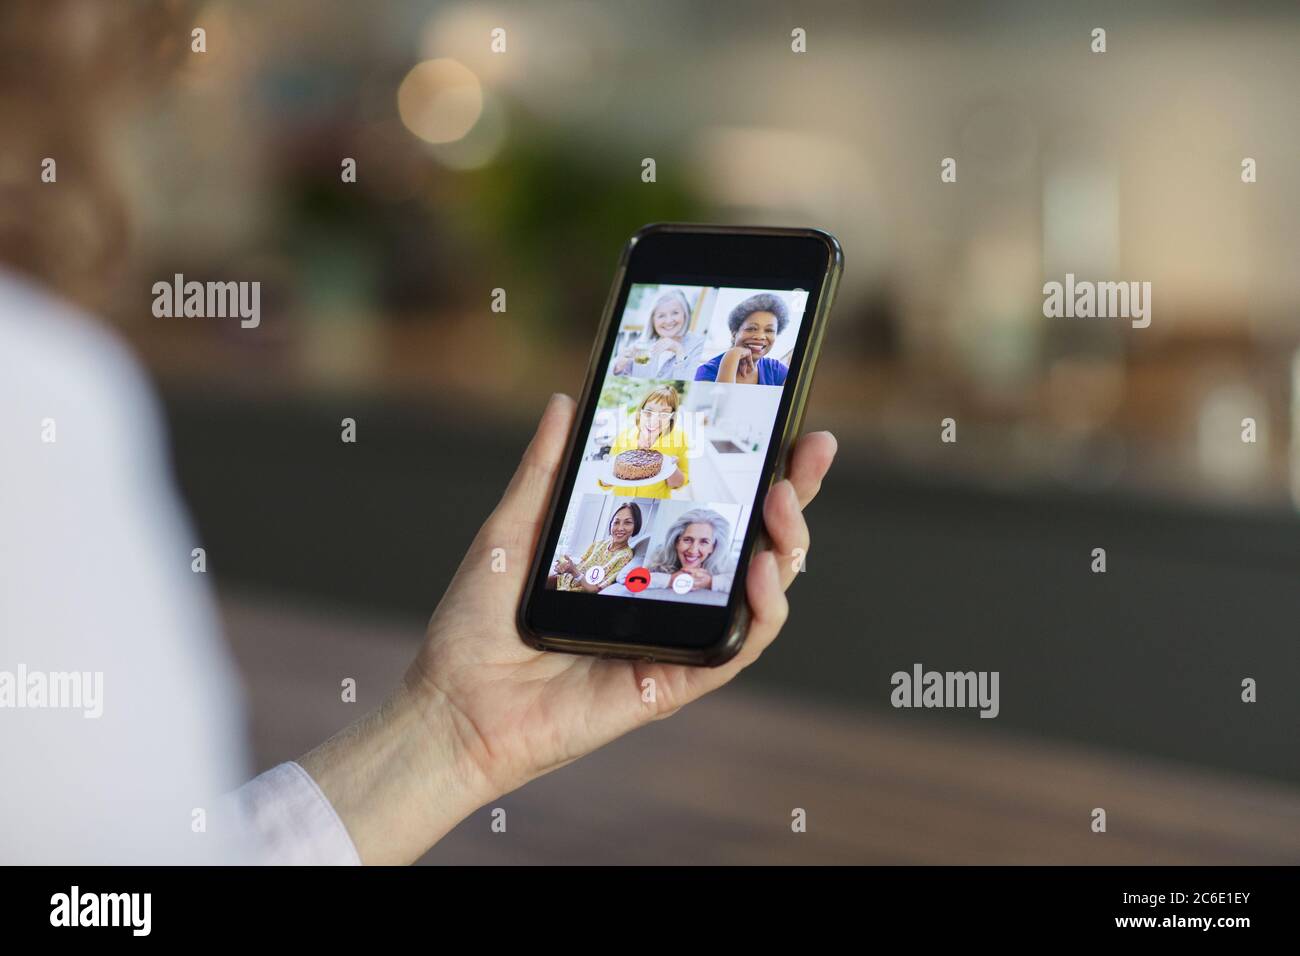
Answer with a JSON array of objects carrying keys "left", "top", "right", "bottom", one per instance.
[{"left": 521, "top": 225, "right": 840, "bottom": 665}]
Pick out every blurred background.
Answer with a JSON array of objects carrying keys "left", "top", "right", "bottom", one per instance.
[{"left": 4, "top": 0, "right": 1298, "bottom": 862}]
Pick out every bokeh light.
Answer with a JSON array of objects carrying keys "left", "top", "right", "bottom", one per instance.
[{"left": 397, "top": 58, "right": 482, "bottom": 145}]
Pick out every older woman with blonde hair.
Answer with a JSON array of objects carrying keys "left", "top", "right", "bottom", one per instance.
[
  {"left": 611, "top": 288, "right": 706, "bottom": 381},
  {"left": 599, "top": 384, "right": 690, "bottom": 499}
]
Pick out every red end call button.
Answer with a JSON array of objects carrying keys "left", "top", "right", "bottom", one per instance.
[{"left": 625, "top": 567, "right": 651, "bottom": 593}]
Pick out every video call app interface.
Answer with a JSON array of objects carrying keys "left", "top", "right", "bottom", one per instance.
[{"left": 546, "top": 282, "right": 807, "bottom": 606}]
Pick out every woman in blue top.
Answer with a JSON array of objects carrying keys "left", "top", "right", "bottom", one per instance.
[{"left": 694, "top": 292, "right": 790, "bottom": 386}]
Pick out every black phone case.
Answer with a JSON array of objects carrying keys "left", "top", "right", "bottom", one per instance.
[{"left": 517, "top": 222, "right": 843, "bottom": 666}]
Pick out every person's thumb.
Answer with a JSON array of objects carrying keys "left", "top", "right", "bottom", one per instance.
[{"left": 491, "top": 393, "right": 576, "bottom": 533}]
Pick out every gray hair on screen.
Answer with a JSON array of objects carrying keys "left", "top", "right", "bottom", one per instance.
[
  {"left": 727, "top": 292, "right": 789, "bottom": 336},
  {"left": 650, "top": 508, "right": 732, "bottom": 575}
]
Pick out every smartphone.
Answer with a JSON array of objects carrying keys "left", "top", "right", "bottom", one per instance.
[{"left": 519, "top": 223, "right": 843, "bottom": 666}]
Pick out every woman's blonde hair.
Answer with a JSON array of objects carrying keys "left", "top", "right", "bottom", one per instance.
[
  {"left": 640, "top": 288, "right": 693, "bottom": 343},
  {"left": 635, "top": 385, "right": 681, "bottom": 433}
]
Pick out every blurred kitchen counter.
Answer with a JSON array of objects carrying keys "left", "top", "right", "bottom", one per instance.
[{"left": 220, "top": 591, "right": 1300, "bottom": 865}]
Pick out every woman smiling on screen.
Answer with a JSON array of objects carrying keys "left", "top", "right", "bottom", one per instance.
[
  {"left": 694, "top": 293, "right": 790, "bottom": 386},
  {"left": 611, "top": 288, "right": 705, "bottom": 381}
]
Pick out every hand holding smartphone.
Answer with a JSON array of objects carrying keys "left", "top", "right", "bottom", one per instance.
[{"left": 520, "top": 224, "right": 842, "bottom": 666}]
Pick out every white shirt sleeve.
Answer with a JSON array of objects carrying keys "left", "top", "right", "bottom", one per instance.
[
  {"left": 0, "top": 272, "right": 358, "bottom": 865},
  {"left": 218, "top": 763, "right": 361, "bottom": 865}
]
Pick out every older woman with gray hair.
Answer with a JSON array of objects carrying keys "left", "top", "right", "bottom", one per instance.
[
  {"left": 630, "top": 507, "right": 734, "bottom": 595},
  {"left": 611, "top": 288, "right": 706, "bottom": 380},
  {"left": 694, "top": 292, "right": 791, "bottom": 386}
]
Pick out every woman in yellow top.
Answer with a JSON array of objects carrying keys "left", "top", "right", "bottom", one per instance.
[
  {"left": 548, "top": 502, "right": 641, "bottom": 592},
  {"left": 601, "top": 385, "right": 690, "bottom": 499}
]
